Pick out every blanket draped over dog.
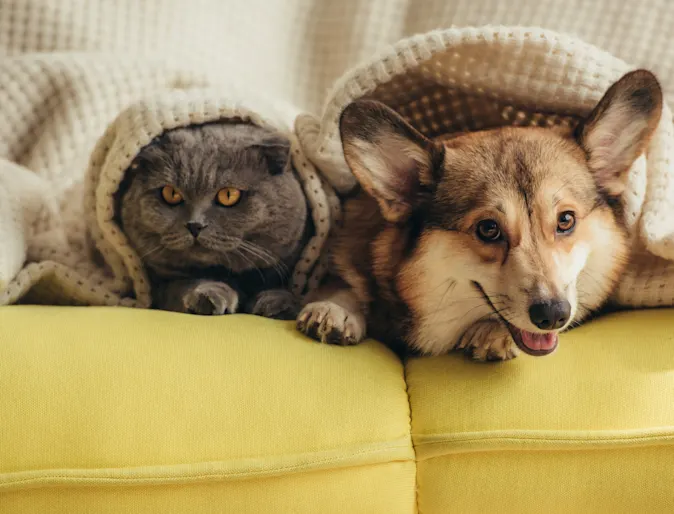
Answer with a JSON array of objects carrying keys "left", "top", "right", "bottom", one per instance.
[{"left": 1, "top": 2, "right": 674, "bottom": 308}]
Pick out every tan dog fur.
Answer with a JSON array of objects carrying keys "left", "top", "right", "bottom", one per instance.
[{"left": 297, "top": 70, "right": 663, "bottom": 360}]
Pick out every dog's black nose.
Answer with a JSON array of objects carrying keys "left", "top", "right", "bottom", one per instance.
[
  {"left": 186, "top": 222, "right": 206, "bottom": 237},
  {"left": 529, "top": 300, "right": 571, "bottom": 330}
]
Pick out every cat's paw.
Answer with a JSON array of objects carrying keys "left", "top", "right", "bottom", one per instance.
[
  {"left": 296, "top": 301, "right": 366, "bottom": 346},
  {"left": 250, "top": 289, "right": 299, "bottom": 320},
  {"left": 182, "top": 282, "right": 239, "bottom": 315},
  {"left": 456, "top": 320, "right": 518, "bottom": 362}
]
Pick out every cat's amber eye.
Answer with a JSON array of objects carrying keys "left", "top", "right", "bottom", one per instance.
[
  {"left": 216, "top": 187, "right": 242, "bottom": 207},
  {"left": 161, "top": 185, "right": 183, "bottom": 205}
]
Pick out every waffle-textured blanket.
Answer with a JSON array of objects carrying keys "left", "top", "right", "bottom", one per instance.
[{"left": 1, "top": 1, "right": 674, "bottom": 307}]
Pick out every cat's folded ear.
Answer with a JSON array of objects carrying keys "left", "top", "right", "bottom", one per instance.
[
  {"left": 575, "top": 69, "right": 663, "bottom": 197},
  {"left": 127, "top": 134, "right": 169, "bottom": 173},
  {"left": 340, "top": 100, "right": 441, "bottom": 223},
  {"left": 253, "top": 132, "right": 291, "bottom": 175}
]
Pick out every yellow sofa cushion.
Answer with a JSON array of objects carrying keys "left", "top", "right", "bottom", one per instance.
[
  {"left": 407, "top": 309, "right": 674, "bottom": 513},
  {"left": 2, "top": 307, "right": 674, "bottom": 513},
  {"left": 0, "top": 307, "right": 415, "bottom": 514}
]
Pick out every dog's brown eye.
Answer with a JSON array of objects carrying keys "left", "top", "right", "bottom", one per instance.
[
  {"left": 476, "top": 219, "right": 502, "bottom": 242},
  {"left": 557, "top": 211, "right": 576, "bottom": 234}
]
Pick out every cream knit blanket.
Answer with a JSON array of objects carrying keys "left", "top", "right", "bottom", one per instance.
[
  {"left": 2, "top": 1, "right": 674, "bottom": 308},
  {"left": 0, "top": 82, "right": 340, "bottom": 307}
]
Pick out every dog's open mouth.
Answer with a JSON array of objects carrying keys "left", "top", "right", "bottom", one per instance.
[
  {"left": 472, "top": 281, "right": 559, "bottom": 357},
  {"left": 507, "top": 325, "right": 558, "bottom": 356}
]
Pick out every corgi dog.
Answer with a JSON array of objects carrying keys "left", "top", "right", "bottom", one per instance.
[{"left": 297, "top": 70, "right": 663, "bottom": 360}]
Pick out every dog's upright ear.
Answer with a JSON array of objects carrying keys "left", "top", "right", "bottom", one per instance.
[
  {"left": 576, "top": 69, "right": 663, "bottom": 196},
  {"left": 339, "top": 100, "right": 440, "bottom": 222}
]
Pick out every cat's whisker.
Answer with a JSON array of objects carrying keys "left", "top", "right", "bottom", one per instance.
[
  {"left": 248, "top": 243, "right": 289, "bottom": 276},
  {"left": 139, "top": 245, "right": 163, "bottom": 260},
  {"left": 237, "top": 245, "right": 278, "bottom": 281},
  {"left": 222, "top": 249, "right": 233, "bottom": 270},
  {"left": 232, "top": 248, "right": 266, "bottom": 284},
  {"left": 242, "top": 245, "right": 284, "bottom": 273},
  {"left": 237, "top": 240, "right": 288, "bottom": 280}
]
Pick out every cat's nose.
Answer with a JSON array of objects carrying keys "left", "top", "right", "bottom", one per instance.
[{"left": 186, "top": 222, "right": 206, "bottom": 237}]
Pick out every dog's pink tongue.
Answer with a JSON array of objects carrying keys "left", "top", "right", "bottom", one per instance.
[{"left": 520, "top": 331, "right": 558, "bottom": 352}]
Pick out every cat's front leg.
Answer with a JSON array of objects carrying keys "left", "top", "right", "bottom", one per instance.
[
  {"left": 154, "top": 279, "right": 239, "bottom": 315},
  {"left": 249, "top": 289, "right": 300, "bottom": 320},
  {"left": 296, "top": 280, "right": 367, "bottom": 346}
]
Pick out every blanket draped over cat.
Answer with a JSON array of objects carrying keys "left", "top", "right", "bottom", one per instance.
[
  {"left": 0, "top": 88, "right": 340, "bottom": 307},
  {"left": 2, "top": 22, "right": 674, "bottom": 308}
]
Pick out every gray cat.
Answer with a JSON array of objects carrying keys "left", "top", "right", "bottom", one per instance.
[{"left": 116, "top": 122, "right": 310, "bottom": 319}]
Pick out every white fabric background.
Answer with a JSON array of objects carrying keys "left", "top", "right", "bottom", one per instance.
[{"left": 2, "top": 0, "right": 673, "bottom": 115}]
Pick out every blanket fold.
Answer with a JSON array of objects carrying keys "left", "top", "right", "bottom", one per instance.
[
  {"left": 2, "top": 23, "right": 674, "bottom": 309},
  {"left": 297, "top": 26, "right": 674, "bottom": 308},
  {"left": 0, "top": 82, "right": 342, "bottom": 306}
]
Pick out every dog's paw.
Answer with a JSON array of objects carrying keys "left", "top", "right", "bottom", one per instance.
[
  {"left": 182, "top": 282, "right": 239, "bottom": 315},
  {"left": 250, "top": 289, "right": 299, "bottom": 320},
  {"left": 457, "top": 320, "right": 519, "bottom": 362},
  {"left": 296, "top": 301, "right": 366, "bottom": 346}
]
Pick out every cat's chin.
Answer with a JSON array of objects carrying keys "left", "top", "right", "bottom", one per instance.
[
  {"left": 191, "top": 243, "right": 238, "bottom": 258},
  {"left": 160, "top": 237, "right": 238, "bottom": 253},
  {"left": 160, "top": 241, "right": 238, "bottom": 264},
  {"left": 152, "top": 236, "right": 283, "bottom": 274}
]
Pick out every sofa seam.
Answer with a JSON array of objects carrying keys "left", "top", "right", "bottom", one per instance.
[
  {"left": 413, "top": 427, "right": 674, "bottom": 445},
  {"left": 402, "top": 358, "right": 421, "bottom": 514},
  {"left": 0, "top": 442, "right": 415, "bottom": 490},
  {"left": 412, "top": 428, "right": 674, "bottom": 461}
]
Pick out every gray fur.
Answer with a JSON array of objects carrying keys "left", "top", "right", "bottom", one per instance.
[{"left": 117, "top": 122, "right": 309, "bottom": 317}]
